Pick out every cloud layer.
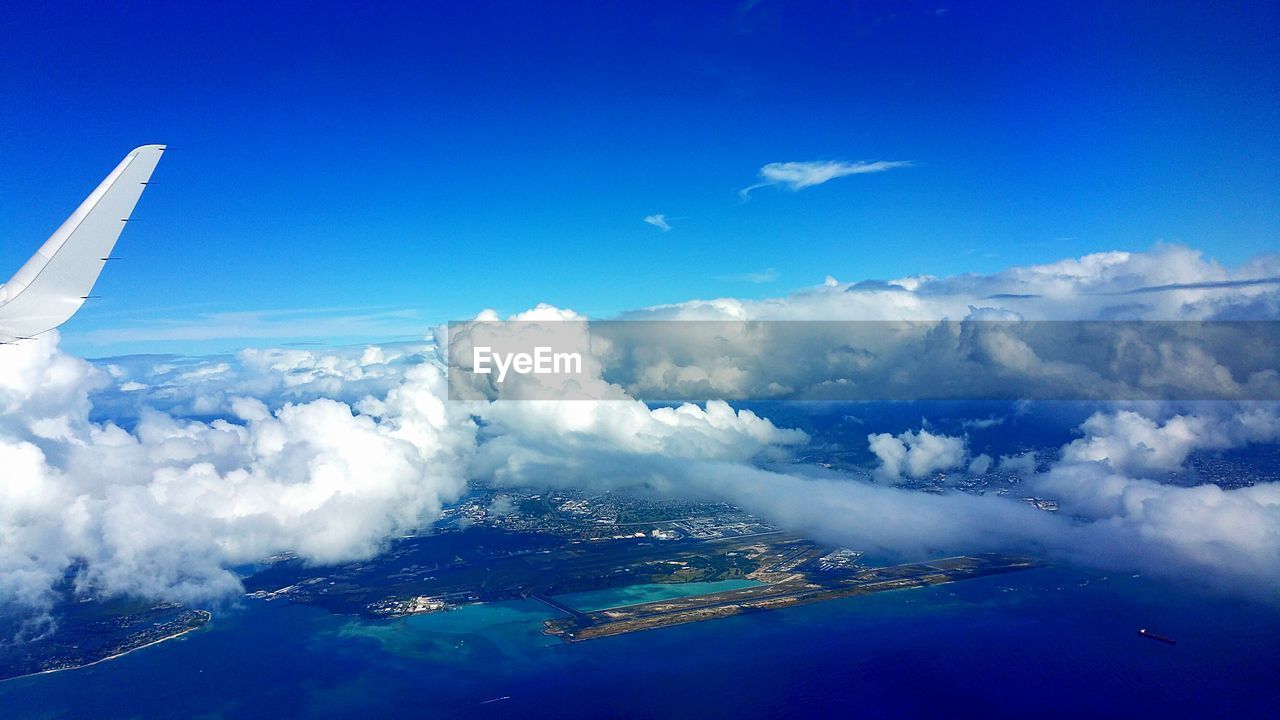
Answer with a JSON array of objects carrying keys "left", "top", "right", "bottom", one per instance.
[{"left": 3, "top": 243, "right": 1280, "bottom": 638}]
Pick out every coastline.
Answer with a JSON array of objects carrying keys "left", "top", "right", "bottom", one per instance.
[{"left": 0, "top": 610, "right": 212, "bottom": 685}]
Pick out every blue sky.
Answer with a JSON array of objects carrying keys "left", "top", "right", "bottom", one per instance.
[{"left": 0, "top": 0, "right": 1276, "bottom": 355}]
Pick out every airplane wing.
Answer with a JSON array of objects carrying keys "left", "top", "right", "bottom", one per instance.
[{"left": 0, "top": 144, "right": 165, "bottom": 343}]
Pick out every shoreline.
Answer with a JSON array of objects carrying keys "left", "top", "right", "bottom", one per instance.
[{"left": 1, "top": 610, "right": 212, "bottom": 685}]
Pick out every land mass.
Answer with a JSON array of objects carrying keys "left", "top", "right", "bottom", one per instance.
[
  {"left": 242, "top": 485, "right": 1041, "bottom": 640},
  {"left": 542, "top": 553, "right": 1038, "bottom": 641},
  {"left": 0, "top": 602, "right": 209, "bottom": 682}
]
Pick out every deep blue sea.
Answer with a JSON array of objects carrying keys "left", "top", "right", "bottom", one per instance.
[{"left": 3, "top": 565, "right": 1277, "bottom": 719}]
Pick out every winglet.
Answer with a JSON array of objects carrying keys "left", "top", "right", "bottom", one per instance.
[{"left": 0, "top": 145, "right": 165, "bottom": 342}]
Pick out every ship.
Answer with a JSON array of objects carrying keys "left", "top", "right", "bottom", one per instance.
[{"left": 1138, "top": 628, "right": 1176, "bottom": 645}]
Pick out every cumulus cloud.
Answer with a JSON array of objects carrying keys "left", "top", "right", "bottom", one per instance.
[
  {"left": 93, "top": 341, "right": 432, "bottom": 420},
  {"left": 447, "top": 306, "right": 809, "bottom": 484},
  {"left": 739, "top": 159, "right": 912, "bottom": 199},
  {"left": 1024, "top": 409, "right": 1280, "bottom": 586},
  {"left": 579, "top": 316, "right": 1279, "bottom": 403},
  {"left": 997, "top": 451, "right": 1038, "bottom": 476},
  {"left": 601, "top": 244, "right": 1280, "bottom": 403},
  {"left": 643, "top": 214, "right": 672, "bottom": 231},
  {"left": 967, "top": 453, "right": 993, "bottom": 475},
  {"left": 0, "top": 332, "right": 475, "bottom": 626},
  {"left": 1060, "top": 407, "right": 1280, "bottom": 475},
  {"left": 867, "top": 428, "right": 969, "bottom": 483}
]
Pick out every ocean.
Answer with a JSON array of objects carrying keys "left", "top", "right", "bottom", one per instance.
[{"left": 2, "top": 564, "right": 1277, "bottom": 718}]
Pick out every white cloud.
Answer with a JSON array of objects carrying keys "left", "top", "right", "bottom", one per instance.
[
  {"left": 1027, "top": 411, "right": 1280, "bottom": 585},
  {"left": 997, "top": 451, "right": 1038, "bottom": 476},
  {"left": 450, "top": 307, "right": 808, "bottom": 483},
  {"left": 643, "top": 214, "right": 672, "bottom": 231},
  {"left": 0, "top": 332, "right": 475, "bottom": 621},
  {"left": 739, "top": 159, "right": 912, "bottom": 199},
  {"left": 967, "top": 453, "right": 993, "bottom": 475},
  {"left": 1059, "top": 407, "right": 1280, "bottom": 476},
  {"left": 867, "top": 428, "right": 969, "bottom": 483}
]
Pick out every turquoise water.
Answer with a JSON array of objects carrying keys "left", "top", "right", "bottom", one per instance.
[
  {"left": 3, "top": 566, "right": 1278, "bottom": 718},
  {"left": 553, "top": 579, "right": 762, "bottom": 611}
]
